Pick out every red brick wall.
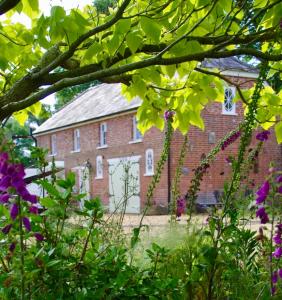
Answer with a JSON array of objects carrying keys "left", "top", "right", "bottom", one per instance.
[
  {"left": 36, "top": 78, "right": 282, "bottom": 213},
  {"left": 36, "top": 112, "right": 168, "bottom": 213}
]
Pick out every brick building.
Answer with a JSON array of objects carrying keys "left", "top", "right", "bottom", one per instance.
[{"left": 34, "top": 58, "right": 282, "bottom": 214}]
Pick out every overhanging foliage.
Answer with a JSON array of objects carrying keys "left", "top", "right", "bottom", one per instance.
[{"left": 0, "top": 0, "right": 281, "bottom": 141}]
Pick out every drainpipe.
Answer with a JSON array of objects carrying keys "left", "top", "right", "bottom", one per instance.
[{"left": 167, "top": 132, "right": 171, "bottom": 211}]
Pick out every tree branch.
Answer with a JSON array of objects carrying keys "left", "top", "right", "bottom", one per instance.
[{"left": 0, "top": 0, "right": 20, "bottom": 15}]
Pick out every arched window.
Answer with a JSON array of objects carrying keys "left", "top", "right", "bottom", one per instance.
[
  {"left": 96, "top": 155, "right": 103, "bottom": 179},
  {"left": 145, "top": 149, "right": 154, "bottom": 176},
  {"left": 222, "top": 87, "right": 236, "bottom": 115}
]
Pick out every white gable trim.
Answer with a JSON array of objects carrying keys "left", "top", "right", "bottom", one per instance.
[{"left": 221, "top": 70, "right": 258, "bottom": 79}]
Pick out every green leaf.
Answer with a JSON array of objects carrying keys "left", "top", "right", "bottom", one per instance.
[
  {"left": 84, "top": 43, "right": 103, "bottom": 61},
  {"left": 115, "top": 19, "right": 131, "bottom": 34},
  {"left": 140, "top": 17, "right": 161, "bottom": 43},
  {"left": 40, "top": 197, "right": 57, "bottom": 208},
  {"left": 39, "top": 180, "right": 61, "bottom": 198},
  {"left": 14, "top": 110, "right": 29, "bottom": 126},
  {"left": 126, "top": 32, "right": 142, "bottom": 54},
  {"left": 275, "top": 121, "right": 282, "bottom": 144}
]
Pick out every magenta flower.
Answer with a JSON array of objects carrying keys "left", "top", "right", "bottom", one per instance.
[
  {"left": 278, "top": 269, "right": 282, "bottom": 279},
  {"left": 2, "top": 224, "right": 12, "bottom": 234},
  {"left": 29, "top": 206, "right": 39, "bottom": 214},
  {"left": 278, "top": 186, "right": 282, "bottom": 194},
  {"left": 273, "top": 247, "right": 282, "bottom": 259},
  {"left": 34, "top": 233, "right": 44, "bottom": 242},
  {"left": 256, "top": 130, "right": 270, "bottom": 141},
  {"left": 164, "top": 110, "right": 175, "bottom": 121},
  {"left": 0, "top": 193, "right": 10, "bottom": 203},
  {"left": 10, "top": 204, "right": 19, "bottom": 220},
  {"left": 22, "top": 217, "right": 31, "bottom": 232}
]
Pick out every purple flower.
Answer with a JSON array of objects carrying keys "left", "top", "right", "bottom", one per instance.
[
  {"left": 273, "top": 247, "right": 282, "bottom": 259},
  {"left": 221, "top": 131, "right": 240, "bottom": 150},
  {"left": 276, "top": 224, "right": 282, "bottom": 233},
  {"left": 255, "top": 181, "right": 270, "bottom": 204},
  {"left": 278, "top": 186, "right": 282, "bottom": 194},
  {"left": 9, "top": 242, "right": 16, "bottom": 252},
  {"left": 176, "top": 197, "right": 186, "bottom": 217},
  {"left": 0, "top": 161, "right": 8, "bottom": 175},
  {"left": 0, "top": 176, "right": 11, "bottom": 191},
  {"left": 256, "top": 207, "right": 269, "bottom": 224},
  {"left": 277, "top": 175, "right": 282, "bottom": 183},
  {"left": 278, "top": 269, "right": 282, "bottom": 279},
  {"left": 0, "top": 152, "right": 9, "bottom": 164},
  {"left": 2, "top": 224, "right": 12, "bottom": 234},
  {"left": 271, "top": 286, "right": 276, "bottom": 296},
  {"left": 0, "top": 193, "right": 10, "bottom": 203},
  {"left": 272, "top": 271, "right": 278, "bottom": 283},
  {"left": 22, "top": 217, "right": 31, "bottom": 232},
  {"left": 256, "top": 130, "right": 270, "bottom": 141},
  {"left": 273, "top": 234, "right": 282, "bottom": 245},
  {"left": 34, "top": 233, "right": 44, "bottom": 242},
  {"left": 164, "top": 110, "right": 175, "bottom": 121},
  {"left": 29, "top": 206, "right": 39, "bottom": 214},
  {"left": 17, "top": 186, "right": 37, "bottom": 203},
  {"left": 10, "top": 204, "right": 19, "bottom": 220},
  {"left": 11, "top": 175, "right": 25, "bottom": 189}
]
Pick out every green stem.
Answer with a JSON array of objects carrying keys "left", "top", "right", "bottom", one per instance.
[{"left": 18, "top": 197, "right": 25, "bottom": 300}]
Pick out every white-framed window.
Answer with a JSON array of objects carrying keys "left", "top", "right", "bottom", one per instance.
[
  {"left": 100, "top": 122, "right": 107, "bottom": 147},
  {"left": 145, "top": 149, "right": 154, "bottom": 176},
  {"left": 133, "top": 116, "right": 142, "bottom": 141},
  {"left": 50, "top": 134, "right": 57, "bottom": 156},
  {"left": 73, "top": 129, "right": 80, "bottom": 152},
  {"left": 222, "top": 87, "right": 236, "bottom": 115},
  {"left": 96, "top": 155, "right": 103, "bottom": 179}
]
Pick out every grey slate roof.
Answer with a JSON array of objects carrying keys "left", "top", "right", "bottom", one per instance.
[
  {"left": 201, "top": 57, "right": 258, "bottom": 73},
  {"left": 34, "top": 83, "right": 141, "bottom": 134},
  {"left": 34, "top": 58, "right": 258, "bottom": 135}
]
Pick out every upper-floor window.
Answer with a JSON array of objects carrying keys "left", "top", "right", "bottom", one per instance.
[
  {"left": 145, "top": 149, "right": 154, "bottom": 176},
  {"left": 133, "top": 116, "right": 143, "bottom": 141},
  {"left": 99, "top": 122, "right": 107, "bottom": 147},
  {"left": 50, "top": 134, "right": 57, "bottom": 156},
  {"left": 96, "top": 155, "right": 103, "bottom": 179},
  {"left": 73, "top": 129, "right": 80, "bottom": 152},
  {"left": 222, "top": 87, "right": 236, "bottom": 115}
]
